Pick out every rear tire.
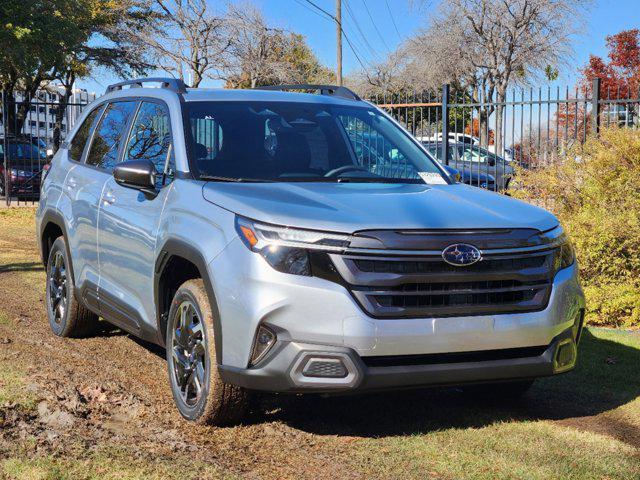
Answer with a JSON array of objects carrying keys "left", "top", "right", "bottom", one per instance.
[
  {"left": 45, "top": 236, "right": 100, "bottom": 337},
  {"left": 166, "top": 279, "right": 249, "bottom": 425}
]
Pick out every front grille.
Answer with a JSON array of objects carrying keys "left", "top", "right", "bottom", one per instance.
[{"left": 330, "top": 248, "right": 558, "bottom": 318}]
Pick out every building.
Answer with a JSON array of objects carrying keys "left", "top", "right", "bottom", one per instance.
[{"left": 1, "top": 85, "right": 96, "bottom": 149}]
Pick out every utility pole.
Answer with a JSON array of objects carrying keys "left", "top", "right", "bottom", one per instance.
[{"left": 336, "top": 0, "right": 342, "bottom": 85}]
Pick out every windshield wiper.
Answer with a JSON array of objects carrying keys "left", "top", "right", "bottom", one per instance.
[
  {"left": 336, "top": 177, "right": 425, "bottom": 184},
  {"left": 200, "top": 175, "right": 274, "bottom": 183}
]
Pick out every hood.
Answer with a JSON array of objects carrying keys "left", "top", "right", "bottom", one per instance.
[{"left": 202, "top": 182, "right": 558, "bottom": 233}]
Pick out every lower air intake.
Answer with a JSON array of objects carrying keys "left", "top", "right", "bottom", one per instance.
[{"left": 302, "top": 358, "right": 348, "bottom": 378}]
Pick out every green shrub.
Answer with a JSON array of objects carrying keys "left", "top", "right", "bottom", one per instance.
[{"left": 513, "top": 127, "right": 640, "bottom": 327}]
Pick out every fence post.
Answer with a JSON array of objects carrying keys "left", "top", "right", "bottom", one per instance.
[
  {"left": 1, "top": 89, "right": 8, "bottom": 206},
  {"left": 591, "top": 78, "right": 601, "bottom": 136},
  {"left": 441, "top": 84, "right": 450, "bottom": 165}
]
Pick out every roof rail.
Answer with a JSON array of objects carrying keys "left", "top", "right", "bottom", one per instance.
[
  {"left": 255, "top": 84, "right": 361, "bottom": 101},
  {"left": 106, "top": 78, "right": 187, "bottom": 94}
]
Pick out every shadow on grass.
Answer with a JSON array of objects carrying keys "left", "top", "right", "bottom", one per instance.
[
  {"left": 247, "top": 329, "right": 640, "bottom": 439},
  {"left": 0, "top": 262, "right": 43, "bottom": 273}
]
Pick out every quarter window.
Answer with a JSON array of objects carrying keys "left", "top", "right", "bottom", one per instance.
[
  {"left": 69, "top": 106, "right": 102, "bottom": 162},
  {"left": 85, "top": 101, "right": 137, "bottom": 171},
  {"left": 124, "top": 102, "right": 173, "bottom": 186}
]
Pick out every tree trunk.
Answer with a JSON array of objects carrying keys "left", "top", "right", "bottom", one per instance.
[
  {"left": 1, "top": 84, "right": 17, "bottom": 137},
  {"left": 478, "top": 108, "right": 489, "bottom": 147},
  {"left": 53, "top": 84, "right": 73, "bottom": 153},
  {"left": 494, "top": 87, "right": 507, "bottom": 155}
]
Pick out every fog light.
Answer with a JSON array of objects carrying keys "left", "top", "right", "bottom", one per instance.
[
  {"left": 553, "top": 338, "right": 577, "bottom": 373},
  {"left": 249, "top": 325, "right": 276, "bottom": 366},
  {"left": 302, "top": 358, "right": 348, "bottom": 378}
]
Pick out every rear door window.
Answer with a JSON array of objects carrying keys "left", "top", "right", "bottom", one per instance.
[
  {"left": 69, "top": 106, "right": 103, "bottom": 162},
  {"left": 85, "top": 101, "right": 137, "bottom": 171}
]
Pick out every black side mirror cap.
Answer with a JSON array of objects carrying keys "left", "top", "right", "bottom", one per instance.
[{"left": 113, "top": 159, "right": 157, "bottom": 196}]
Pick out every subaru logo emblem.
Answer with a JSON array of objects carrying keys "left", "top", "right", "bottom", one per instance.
[{"left": 442, "top": 243, "right": 482, "bottom": 266}]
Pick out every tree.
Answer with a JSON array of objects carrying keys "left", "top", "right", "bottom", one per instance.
[
  {"left": 392, "top": 0, "right": 588, "bottom": 151},
  {"left": 580, "top": 29, "right": 640, "bottom": 98},
  {"left": 132, "top": 0, "right": 228, "bottom": 87},
  {"left": 220, "top": 3, "right": 333, "bottom": 89},
  {"left": 0, "top": 0, "right": 151, "bottom": 140}
]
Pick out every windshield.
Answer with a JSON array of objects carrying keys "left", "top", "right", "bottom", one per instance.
[{"left": 185, "top": 101, "right": 448, "bottom": 184}]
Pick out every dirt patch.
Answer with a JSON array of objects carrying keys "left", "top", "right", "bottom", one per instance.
[{"left": 0, "top": 214, "right": 362, "bottom": 480}]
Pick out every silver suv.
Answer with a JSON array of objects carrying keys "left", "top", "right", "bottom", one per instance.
[{"left": 36, "top": 79, "right": 585, "bottom": 425}]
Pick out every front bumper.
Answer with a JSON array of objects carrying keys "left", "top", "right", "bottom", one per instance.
[
  {"left": 210, "top": 237, "right": 585, "bottom": 393},
  {"left": 219, "top": 324, "right": 581, "bottom": 393}
]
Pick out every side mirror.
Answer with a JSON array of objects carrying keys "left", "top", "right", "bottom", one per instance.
[{"left": 113, "top": 159, "right": 157, "bottom": 196}]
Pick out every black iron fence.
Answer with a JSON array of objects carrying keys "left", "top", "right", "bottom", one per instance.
[
  {"left": 1, "top": 79, "right": 638, "bottom": 206},
  {"left": 1, "top": 88, "right": 95, "bottom": 206},
  {"left": 372, "top": 79, "right": 639, "bottom": 191}
]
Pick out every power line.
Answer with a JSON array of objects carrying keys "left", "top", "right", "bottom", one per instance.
[
  {"left": 384, "top": 0, "right": 402, "bottom": 40},
  {"left": 361, "top": 0, "right": 391, "bottom": 52},
  {"left": 301, "top": 0, "right": 371, "bottom": 75},
  {"left": 293, "top": 0, "right": 331, "bottom": 21},
  {"left": 343, "top": 0, "right": 379, "bottom": 60},
  {"left": 302, "top": 0, "right": 335, "bottom": 21}
]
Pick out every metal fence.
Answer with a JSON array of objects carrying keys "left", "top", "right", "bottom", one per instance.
[
  {"left": 1, "top": 79, "right": 638, "bottom": 206},
  {"left": 373, "top": 78, "right": 640, "bottom": 191},
  {"left": 1, "top": 88, "right": 95, "bottom": 206}
]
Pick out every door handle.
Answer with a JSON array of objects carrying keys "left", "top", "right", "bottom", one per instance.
[{"left": 102, "top": 191, "right": 116, "bottom": 206}]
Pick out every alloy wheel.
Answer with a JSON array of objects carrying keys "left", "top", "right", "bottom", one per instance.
[
  {"left": 48, "top": 250, "right": 68, "bottom": 324},
  {"left": 171, "top": 300, "right": 206, "bottom": 407}
]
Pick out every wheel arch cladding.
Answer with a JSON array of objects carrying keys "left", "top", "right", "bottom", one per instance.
[
  {"left": 154, "top": 238, "right": 224, "bottom": 361},
  {"left": 40, "top": 211, "right": 74, "bottom": 282}
]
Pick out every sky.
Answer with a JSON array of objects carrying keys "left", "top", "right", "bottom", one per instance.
[{"left": 78, "top": 0, "right": 640, "bottom": 95}]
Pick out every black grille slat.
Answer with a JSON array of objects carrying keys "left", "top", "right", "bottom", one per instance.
[
  {"left": 353, "top": 255, "right": 547, "bottom": 274},
  {"left": 358, "top": 279, "right": 548, "bottom": 296},
  {"left": 330, "top": 248, "right": 557, "bottom": 318}
]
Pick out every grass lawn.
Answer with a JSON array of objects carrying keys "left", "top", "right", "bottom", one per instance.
[{"left": 348, "top": 328, "right": 640, "bottom": 479}]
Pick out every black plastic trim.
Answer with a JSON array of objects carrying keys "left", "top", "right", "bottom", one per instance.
[
  {"left": 154, "top": 239, "right": 223, "bottom": 359},
  {"left": 39, "top": 210, "right": 74, "bottom": 282},
  {"left": 218, "top": 327, "right": 576, "bottom": 394},
  {"left": 361, "top": 345, "right": 548, "bottom": 368},
  {"left": 106, "top": 77, "right": 187, "bottom": 94},
  {"left": 78, "top": 280, "right": 158, "bottom": 344}
]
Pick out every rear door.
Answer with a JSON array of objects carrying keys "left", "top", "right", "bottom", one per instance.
[
  {"left": 97, "top": 100, "right": 174, "bottom": 334},
  {"left": 61, "top": 104, "right": 108, "bottom": 294},
  {"left": 68, "top": 101, "right": 138, "bottom": 297}
]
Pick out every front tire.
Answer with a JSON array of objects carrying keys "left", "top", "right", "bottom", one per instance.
[
  {"left": 166, "top": 279, "right": 249, "bottom": 425},
  {"left": 45, "top": 236, "right": 100, "bottom": 337}
]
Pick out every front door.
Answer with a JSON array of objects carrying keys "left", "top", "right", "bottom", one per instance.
[{"left": 97, "top": 100, "right": 175, "bottom": 335}]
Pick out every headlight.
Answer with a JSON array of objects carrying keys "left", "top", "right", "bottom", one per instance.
[
  {"left": 530, "top": 226, "right": 575, "bottom": 273},
  {"left": 235, "top": 216, "right": 351, "bottom": 276},
  {"left": 556, "top": 241, "right": 575, "bottom": 270}
]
